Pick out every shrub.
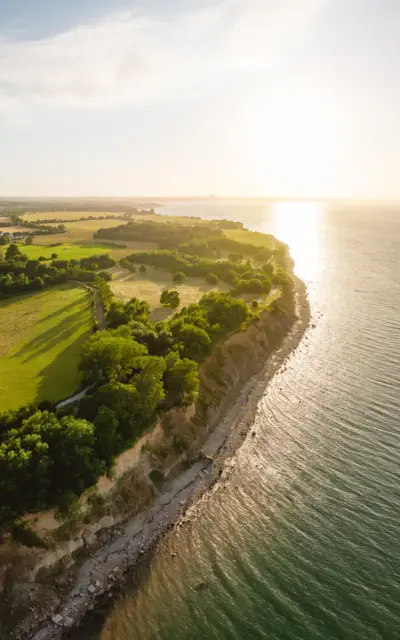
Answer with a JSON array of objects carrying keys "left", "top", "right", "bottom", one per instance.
[
  {"left": 173, "top": 271, "right": 185, "bottom": 283},
  {"left": 206, "top": 272, "right": 219, "bottom": 285}
]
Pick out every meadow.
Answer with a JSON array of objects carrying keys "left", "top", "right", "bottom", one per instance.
[
  {"left": 224, "top": 227, "right": 277, "bottom": 248},
  {"left": 21, "top": 211, "right": 126, "bottom": 222},
  {"left": 18, "top": 242, "right": 132, "bottom": 261},
  {"left": 0, "top": 285, "right": 93, "bottom": 410},
  {"left": 110, "top": 266, "right": 230, "bottom": 321}
]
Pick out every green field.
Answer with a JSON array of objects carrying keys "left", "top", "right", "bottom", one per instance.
[
  {"left": 0, "top": 285, "right": 93, "bottom": 411},
  {"left": 17, "top": 242, "right": 130, "bottom": 261},
  {"left": 22, "top": 211, "right": 126, "bottom": 222},
  {"left": 224, "top": 228, "right": 277, "bottom": 248}
]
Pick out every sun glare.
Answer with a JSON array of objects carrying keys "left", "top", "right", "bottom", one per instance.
[
  {"left": 269, "top": 200, "right": 323, "bottom": 281},
  {"left": 250, "top": 90, "right": 339, "bottom": 197}
]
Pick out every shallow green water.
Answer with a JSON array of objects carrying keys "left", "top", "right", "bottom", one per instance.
[{"left": 103, "top": 201, "right": 400, "bottom": 640}]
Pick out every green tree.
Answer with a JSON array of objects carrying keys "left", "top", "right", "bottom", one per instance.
[
  {"left": 175, "top": 323, "right": 211, "bottom": 362},
  {"left": 93, "top": 406, "right": 121, "bottom": 465},
  {"left": 25, "top": 236, "right": 34, "bottom": 245},
  {"left": 0, "top": 411, "right": 102, "bottom": 524},
  {"left": 160, "top": 290, "right": 180, "bottom": 308},
  {"left": 139, "top": 264, "right": 147, "bottom": 273},
  {"left": 173, "top": 271, "right": 185, "bottom": 283},
  {"left": 0, "top": 233, "right": 11, "bottom": 246},
  {"left": 206, "top": 273, "right": 219, "bottom": 285},
  {"left": 261, "top": 262, "right": 274, "bottom": 277},
  {"left": 107, "top": 297, "right": 150, "bottom": 328},
  {"left": 164, "top": 353, "right": 199, "bottom": 406},
  {"left": 80, "top": 331, "right": 148, "bottom": 383},
  {"left": 228, "top": 252, "right": 243, "bottom": 263},
  {"left": 5, "top": 243, "right": 21, "bottom": 260}
]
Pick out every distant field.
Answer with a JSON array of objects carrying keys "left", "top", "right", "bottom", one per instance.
[
  {"left": 110, "top": 266, "right": 229, "bottom": 322},
  {"left": 0, "top": 226, "right": 36, "bottom": 234},
  {"left": 16, "top": 242, "right": 131, "bottom": 261},
  {"left": 0, "top": 285, "right": 92, "bottom": 410},
  {"left": 130, "top": 213, "right": 209, "bottom": 225},
  {"left": 224, "top": 228, "right": 276, "bottom": 248},
  {"left": 22, "top": 211, "right": 126, "bottom": 222}
]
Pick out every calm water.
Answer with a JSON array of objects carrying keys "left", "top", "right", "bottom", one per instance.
[{"left": 103, "top": 201, "right": 400, "bottom": 640}]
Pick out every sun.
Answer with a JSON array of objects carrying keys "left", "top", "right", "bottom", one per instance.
[{"left": 250, "top": 89, "right": 340, "bottom": 197}]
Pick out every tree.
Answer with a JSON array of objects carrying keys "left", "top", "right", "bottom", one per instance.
[
  {"left": 174, "top": 323, "right": 211, "bottom": 362},
  {"left": 261, "top": 262, "right": 274, "bottom": 277},
  {"left": 163, "top": 353, "right": 199, "bottom": 406},
  {"left": 0, "top": 411, "right": 102, "bottom": 524},
  {"left": 93, "top": 406, "right": 121, "bottom": 465},
  {"left": 139, "top": 264, "right": 147, "bottom": 273},
  {"left": 228, "top": 252, "right": 243, "bottom": 263},
  {"left": 94, "top": 368, "right": 164, "bottom": 444},
  {"left": 199, "top": 291, "right": 251, "bottom": 332},
  {"left": 173, "top": 271, "right": 185, "bottom": 283},
  {"left": 5, "top": 243, "right": 21, "bottom": 260},
  {"left": 206, "top": 273, "right": 219, "bottom": 285},
  {"left": 25, "top": 236, "right": 34, "bottom": 245},
  {"left": 51, "top": 253, "right": 58, "bottom": 260},
  {"left": 160, "top": 290, "right": 180, "bottom": 308},
  {"left": 169, "top": 290, "right": 180, "bottom": 308},
  {"left": 0, "top": 234, "right": 11, "bottom": 246},
  {"left": 107, "top": 297, "right": 150, "bottom": 328},
  {"left": 80, "top": 331, "right": 148, "bottom": 383}
]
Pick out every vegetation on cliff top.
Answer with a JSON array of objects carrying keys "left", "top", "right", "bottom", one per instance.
[{"left": 0, "top": 215, "right": 294, "bottom": 529}]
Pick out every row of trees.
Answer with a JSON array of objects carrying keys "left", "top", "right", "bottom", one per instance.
[
  {"left": 0, "top": 245, "right": 115, "bottom": 298},
  {"left": 93, "top": 219, "right": 290, "bottom": 267}
]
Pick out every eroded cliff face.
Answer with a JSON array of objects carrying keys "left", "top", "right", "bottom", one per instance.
[
  {"left": 0, "top": 284, "right": 300, "bottom": 640},
  {"left": 198, "top": 286, "right": 297, "bottom": 427}
]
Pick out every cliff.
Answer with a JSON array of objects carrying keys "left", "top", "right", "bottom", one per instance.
[{"left": 0, "top": 281, "right": 304, "bottom": 640}]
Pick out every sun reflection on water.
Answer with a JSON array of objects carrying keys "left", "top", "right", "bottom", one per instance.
[{"left": 265, "top": 201, "right": 323, "bottom": 281}]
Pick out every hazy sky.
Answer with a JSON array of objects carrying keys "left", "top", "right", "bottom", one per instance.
[{"left": 0, "top": 0, "right": 399, "bottom": 198}]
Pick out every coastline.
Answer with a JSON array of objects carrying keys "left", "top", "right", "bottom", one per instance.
[{"left": 28, "top": 277, "right": 310, "bottom": 640}]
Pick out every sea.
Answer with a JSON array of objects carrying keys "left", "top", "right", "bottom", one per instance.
[{"left": 101, "top": 200, "right": 400, "bottom": 640}]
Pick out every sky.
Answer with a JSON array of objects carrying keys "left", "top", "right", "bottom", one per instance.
[{"left": 0, "top": 0, "right": 399, "bottom": 199}]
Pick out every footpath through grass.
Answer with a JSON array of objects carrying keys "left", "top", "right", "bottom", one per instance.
[{"left": 0, "top": 285, "right": 93, "bottom": 411}]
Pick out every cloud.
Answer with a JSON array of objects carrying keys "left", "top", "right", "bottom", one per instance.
[{"left": 0, "top": 0, "right": 328, "bottom": 110}]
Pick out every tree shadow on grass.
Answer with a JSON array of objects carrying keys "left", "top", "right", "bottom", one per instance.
[
  {"left": 34, "top": 331, "right": 91, "bottom": 405},
  {"left": 12, "top": 306, "right": 90, "bottom": 363},
  {"left": 37, "top": 297, "right": 82, "bottom": 324}
]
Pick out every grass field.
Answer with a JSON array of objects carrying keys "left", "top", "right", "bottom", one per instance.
[
  {"left": 0, "top": 285, "right": 93, "bottom": 411},
  {"left": 17, "top": 242, "right": 131, "bottom": 261},
  {"left": 22, "top": 211, "right": 126, "bottom": 222},
  {"left": 224, "top": 228, "right": 277, "bottom": 248},
  {"left": 110, "top": 266, "right": 230, "bottom": 322}
]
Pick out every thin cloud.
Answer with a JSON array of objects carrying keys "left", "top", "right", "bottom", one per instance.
[{"left": 0, "top": 0, "right": 328, "bottom": 110}]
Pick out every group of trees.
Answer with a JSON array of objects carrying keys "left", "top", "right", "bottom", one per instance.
[
  {"left": 0, "top": 246, "right": 115, "bottom": 298},
  {"left": 121, "top": 249, "right": 275, "bottom": 297},
  {"left": 0, "top": 218, "right": 295, "bottom": 529},
  {"left": 94, "top": 219, "right": 290, "bottom": 269},
  {"left": 160, "top": 289, "right": 180, "bottom": 308},
  {"left": 0, "top": 281, "right": 259, "bottom": 525}
]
